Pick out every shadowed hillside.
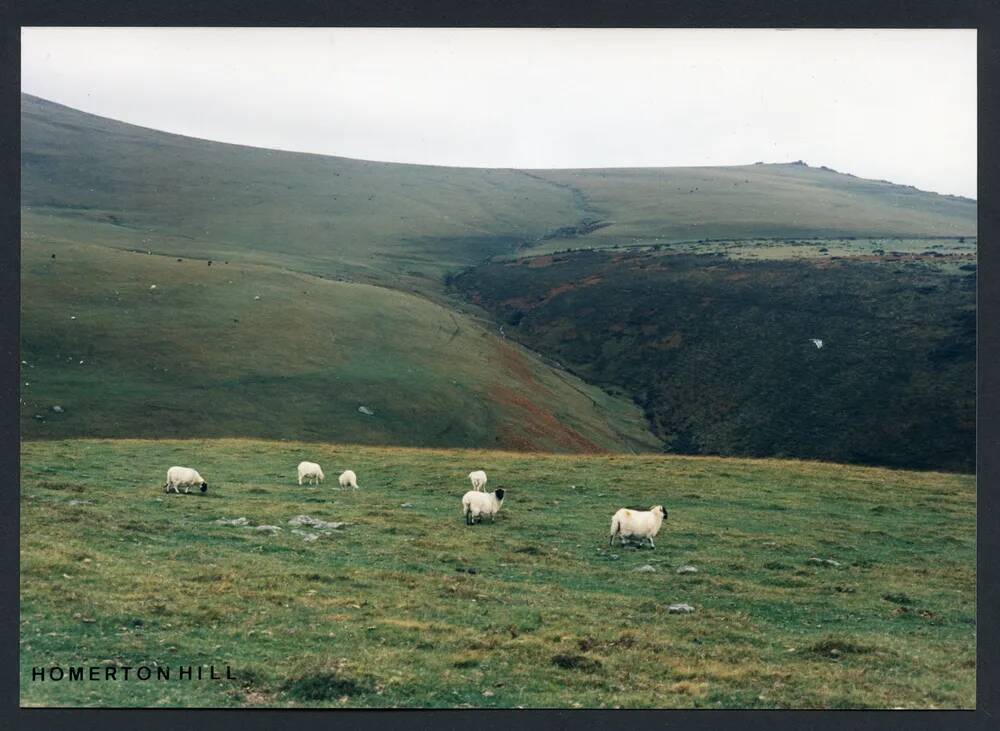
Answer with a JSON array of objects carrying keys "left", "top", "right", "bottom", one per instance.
[{"left": 452, "top": 249, "right": 975, "bottom": 472}]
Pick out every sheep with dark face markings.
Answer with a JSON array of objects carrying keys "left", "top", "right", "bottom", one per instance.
[
  {"left": 164, "top": 466, "right": 208, "bottom": 494},
  {"left": 609, "top": 505, "right": 668, "bottom": 548},
  {"left": 462, "top": 488, "right": 505, "bottom": 525}
]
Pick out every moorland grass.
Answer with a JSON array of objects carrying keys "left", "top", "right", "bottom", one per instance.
[{"left": 20, "top": 438, "right": 975, "bottom": 708}]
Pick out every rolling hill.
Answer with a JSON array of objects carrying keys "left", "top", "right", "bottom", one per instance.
[{"left": 20, "top": 94, "right": 976, "bottom": 464}]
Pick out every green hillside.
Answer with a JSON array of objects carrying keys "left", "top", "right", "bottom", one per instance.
[
  {"left": 22, "top": 94, "right": 975, "bottom": 296},
  {"left": 519, "top": 163, "right": 975, "bottom": 255},
  {"left": 20, "top": 94, "right": 976, "bottom": 463},
  {"left": 452, "top": 248, "right": 975, "bottom": 472},
  {"left": 20, "top": 238, "right": 656, "bottom": 452},
  {"left": 20, "top": 439, "right": 975, "bottom": 708}
]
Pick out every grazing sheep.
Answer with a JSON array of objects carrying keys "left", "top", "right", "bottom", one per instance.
[
  {"left": 468, "top": 470, "right": 488, "bottom": 491},
  {"left": 608, "top": 505, "right": 668, "bottom": 548},
  {"left": 297, "top": 461, "right": 325, "bottom": 486},
  {"left": 339, "top": 469, "right": 359, "bottom": 489},
  {"left": 462, "top": 488, "right": 505, "bottom": 525},
  {"left": 164, "top": 466, "right": 208, "bottom": 494}
]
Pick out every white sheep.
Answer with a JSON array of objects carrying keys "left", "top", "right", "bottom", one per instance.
[
  {"left": 462, "top": 488, "right": 505, "bottom": 525},
  {"left": 608, "top": 505, "right": 668, "bottom": 548},
  {"left": 297, "top": 461, "right": 325, "bottom": 486},
  {"left": 164, "top": 466, "right": 208, "bottom": 494},
  {"left": 339, "top": 469, "right": 359, "bottom": 489},
  {"left": 468, "top": 470, "right": 488, "bottom": 491}
]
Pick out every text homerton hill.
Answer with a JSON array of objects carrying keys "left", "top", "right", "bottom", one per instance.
[{"left": 31, "top": 664, "right": 235, "bottom": 682}]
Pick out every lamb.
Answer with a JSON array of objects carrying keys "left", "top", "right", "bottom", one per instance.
[
  {"left": 339, "top": 469, "right": 359, "bottom": 489},
  {"left": 164, "top": 466, "right": 208, "bottom": 494},
  {"left": 297, "top": 461, "right": 325, "bottom": 486},
  {"left": 608, "top": 505, "right": 668, "bottom": 548},
  {"left": 462, "top": 488, "right": 505, "bottom": 525},
  {"left": 468, "top": 470, "right": 488, "bottom": 491}
]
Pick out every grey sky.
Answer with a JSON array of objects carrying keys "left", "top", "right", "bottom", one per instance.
[{"left": 22, "top": 28, "right": 977, "bottom": 198}]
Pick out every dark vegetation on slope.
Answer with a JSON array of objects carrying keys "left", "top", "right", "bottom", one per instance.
[{"left": 452, "top": 249, "right": 975, "bottom": 472}]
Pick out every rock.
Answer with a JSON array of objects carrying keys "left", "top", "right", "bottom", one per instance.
[
  {"left": 676, "top": 565, "right": 699, "bottom": 574},
  {"left": 253, "top": 525, "right": 282, "bottom": 534},
  {"left": 253, "top": 295, "right": 261, "bottom": 300},
  {"left": 214, "top": 517, "right": 250, "bottom": 526},
  {"left": 633, "top": 564, "right": 657, "bottom": 573},
  {"left": 67, "top": 499, "right": 92, "bottom": 506},
  {"left": 149, "top": 284, "right": 157, "bottom": 289},
  {"left": 482, "top": 690, "right": 494, "bottom": 697},
  {"left": 51, "top": 405, "right": 64, "bottom": 413},
  {"left": 358, "top": 406, "right": 375, "bottom": 416},
  {"left": 400, "top": 503, "right": 414, "bottom": 509},
  {"left": 288, "top": 515, "right": 346, "bottom": 531},
  {"left": 291, "top": 529, "right": 319, "bottom": 542},
  {"left": 668, "top": 603, "right": 695, "bottom": 614},
  {"left": 806, "top": 557, "right": 841, "bottom": 567}
]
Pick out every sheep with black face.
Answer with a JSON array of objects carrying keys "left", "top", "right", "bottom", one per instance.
[
  {"left": 164, "top": 466, "right": 208, "bottom": 494},
  {"left": 608, "top": 505, "right": 668, "bottom": 548},
  {"left": 462, "top": 488, "right": 505, "bottom": 525}
]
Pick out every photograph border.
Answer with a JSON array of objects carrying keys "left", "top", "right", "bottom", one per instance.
[{"left": 2, "top": 0, "right": 996, "bottom": 728}]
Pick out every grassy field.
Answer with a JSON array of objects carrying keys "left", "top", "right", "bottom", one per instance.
[
  {"left": 20, "top": 439, "right": 975, "bottom": 709},
  {"left": 20, "top": 238, "right": 655, "bottom": 453}
]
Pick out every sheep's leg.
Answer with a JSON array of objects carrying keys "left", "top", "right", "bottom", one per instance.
[{"left": 648, "top": 536, "right": 655, "bottom": 549}]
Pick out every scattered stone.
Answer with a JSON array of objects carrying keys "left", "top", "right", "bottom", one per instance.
[
  {"left": 676, "top": 565, "right": 699, "bottom": 574},
  {"left": 67, "top": 499, "right": 92, "bottom": 506},
  {"left": 761, "top": 541, "right": 778, "bottom": 547},
  {"left": 253, "top": 525, "right": 282, "bottom": 534},
  {"left": 288, "top": 515, "right": 346, "bottom": 531},
  {"left": 633, "top": 564, "right": 657, "bottom": 573},
  {"left": 149, "top": 284, "right": 157, "bottom": 290},
  {"left": 291, "top": 529, "right": 319, "bottom": 542},
  {"left": 400, "top": 503, "right": 414, "bottom": 508},
  {"left": 482, "top": 690, "right": 494, "bottom": 698},
  {"left": 358, "top": 405, "right": 375, "bottom": 416},
  {"left": 51, "top": 405, "right": 64, "bottom": 413},
  {"left": 253, "top": 295, "right": 261, "bottom": 300},
  {"left": 668, "top": 603, "right": 696, "bottom": 614},
  {"left": 214, "top": 517, "right": 250, "bottom": 526},
  {"left": 806, "top": 557, "right": 841, "bottom": 567}
]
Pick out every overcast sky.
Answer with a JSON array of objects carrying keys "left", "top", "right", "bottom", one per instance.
[{"left": 22, "top": 28, "right": 976, "bottom": 198}]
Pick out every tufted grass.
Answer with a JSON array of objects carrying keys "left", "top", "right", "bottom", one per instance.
[{"left": 20, "top": 438, "right": 975, "bottom": 708}]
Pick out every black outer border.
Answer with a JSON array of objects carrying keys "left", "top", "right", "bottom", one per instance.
[{"left": 0, "top": 1, "right": 996, "bottom": 729}]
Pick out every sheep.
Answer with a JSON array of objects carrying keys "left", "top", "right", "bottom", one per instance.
[
  {"left": 462, "top": 488, "right": 505, "bottom": 525},
  {"left": 164, "top": 466, "right": 208, "bottom": 494},
  {"left": 339, "top": 469, "right": 359, "bottom": 489},
  {"left": 297, "top": 461, "right": 324, "bottom": 486},
  {"left": 608, "top": 505, "right": 668, "bottom": 548},
  {"left": 468, "top": 470, "right": 488, "bottom": 491}
]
